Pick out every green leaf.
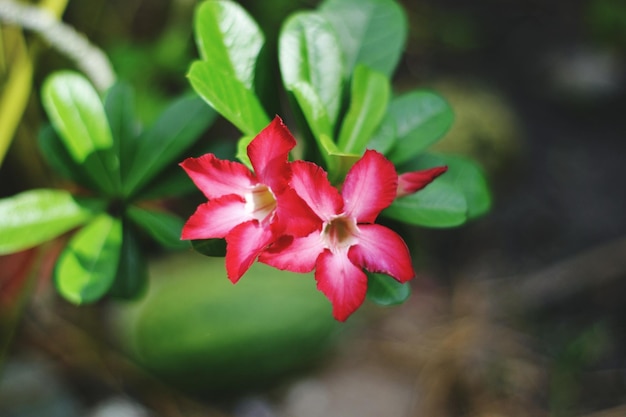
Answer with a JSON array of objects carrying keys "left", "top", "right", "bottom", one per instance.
[
  {"left": 279, "top": 12, "right": 343, "bottom": 127},
  {"left": 191, "top": 238, "right": 227, "bottom": 257},
  {"left": 133, "top": 166, "right": 195, "bottom": 201},
  {"left": 290, "top": 81, "right": 334, "bottom": 165},
  {"left": 319, "top": 0, "right": 407, "bottom": 78},
  {"left": 123, "top": 94, "right": 216, "bottom": 197},
  {"left": 104, "top": 81, "right": 138, "bottom": 182},
  {"left": 291, "top": 82, "right": 334, "bottom": 140},
  {"left": 367, "top": 113, "right": 397, "bottom": 154},
  {"left": 41, "top": 71, "right": 120, "bottom": 195},
  {"left": 188, "top": 61, "right": 269, "bottom": 136},
  {"left": 134, "top": 136, "right": 237, "bottom": 201},
  {"left": 384, "top": 179, "right": 468, "bottom": 227},
  {"left": 0, "top": 189, "right": 104, "bottom": 255},
  {"left": 236, "top": 135, "right": 255, "bottom": 170},
  {"left": 366, "top": 272, "right": 411, "bottom": 306},
  {"left": 194, "top": 0, "right": 264, "bottom": 90},
  {"left": 189, "top": 0, "right": 268, "bottom": 136},
  {"left": 406, "top": 153, "right": 492, "bottom": 219},
  {"left": 337, "top": 65, "right": 390, "bottom": 153},
  {"left": 127, "top": 206, "right": 188, "bottom": 250},
  {"left": 386, "top": 90, "right": 454, "bottom": 165},
  {"left": 37, "top": 125, "right": 98, "bottom": 190},
  {"left": 319, "top": 133, "right": 361, "bottom": 184},
  {"left": 109, "top": 225, "right": 148, "bottom": 300},
  {"left": 54, "top": 214, "right": 123, "bottom": 304}
]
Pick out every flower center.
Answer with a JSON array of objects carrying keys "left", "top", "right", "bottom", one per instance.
[
  {"left": 323, "top": 215, "right": 359, "bottom": 251},
  {"left": 245, "top": 184, "right": 277, "bottom": 222}
]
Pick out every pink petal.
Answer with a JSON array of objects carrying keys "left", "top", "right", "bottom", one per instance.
[
  {"left": 397, "top": 166, "right": 448, "bottom": 197},
  {"left": 274, "top": 187, "right": 322, "bottom": 237},
  {"left": 181, "top": 194, "right": 251, "bottom": 240},
  {"left": 247, "top": 116, "right": 296, "bottom": 192},
  {"left": 259, "top": 232, "right": 325, "bottom": 273},
  {"left": 225, "top": 220, "right": 275, "bottom": 283},
  {"left": 180, "top": 154, "right": 255, "bottom": 199},
  {"left": 342, "top": 150, "right": 397, "bottom": 223},
  {"left": 349, "top": 224, "right": 415, "bottom": 282},
  {"left": 316, "top": 249, "right": 368, "bottom": 321},
  {"left": 289, "top": 161, "right": 343, "bottom": 221}
]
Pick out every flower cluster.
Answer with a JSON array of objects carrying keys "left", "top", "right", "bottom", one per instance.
[{"left": 180, "top": 117, "right": 445, "bottom": 321}]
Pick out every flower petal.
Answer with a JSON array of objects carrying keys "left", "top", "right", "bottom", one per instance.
[
  {"left": 316, "top": 249, "right": 368, "bottom": 322},
  {"left": 181, "top": 195, "right": 251, "bottom": 240},
  {"left": 349, "top": 224, "right": 415, "bottom": 282},
  {"left": 342, "top": 150, "right": 397, "bottom": 223},
  {"left": 290, "top": 160, "right": 343, "bottom": 221},
  {"left": 397, "top": 166, "right": 448, "bottom": 197},
  {"left": 247, "top": 116, "right": 296, "bottom": 192},
  {"left": 180, "top": 154, "right": 255, "bottom": 199},
  {"left": 225, "top": 220, "right": 275, "bottom": 283},
  {"left": 259, "top": 232, "right": 324, "bottom": 273},
  {"left": 275, "top": 187, "right": 322, "bottom": 237}
]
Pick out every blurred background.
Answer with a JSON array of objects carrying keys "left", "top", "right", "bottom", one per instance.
[{"left": 1, "top": 0, "right": 625, "bottom": 416}]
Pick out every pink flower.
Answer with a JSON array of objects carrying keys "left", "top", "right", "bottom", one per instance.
[
  {"left": 396, "top": 166, "right": 448, "bottom": 198},
  {"left": 260, "top": 150, "right": 415, "bottom": 321},
  {"left": 180, "top": 116, "right": 317, "bottom": 282}
]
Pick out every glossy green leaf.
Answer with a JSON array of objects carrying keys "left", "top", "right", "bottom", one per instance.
[
  {"left": 337, "top": 65, "right": 390, "bottom": 153},
  {"left": 37, "top": 125, "right": 98, "bottom": 190},
  {"left": 54, "top": 214, "right": 122, "bottom": 304},
  {"left": 127, "top": 206, "right": 188, "bottom": 250},
  {"left": 194, "top": 0, "right": 264, "bottom": 90},
  {"left": 0, "top": 189, "right": 104, "bottom": 255},
  {"left": 319, "top": 134, "right": 361, "bottom": 184},
  {"left": 191, "top": 238, "right": 227, "bottom": 257},
  {"left": 235, "top": 135, "right": 255, "bottom": 171},
  {"left": 109, "top": 225, "right": 148, "bottom": 300},
  {"left": 406, "top": 153, "right": 492, "bottom": 219},
  {"left": 104, "top": 81, "right": 138, "bottom": 181},
  {"left": 133, "top": 166, "right": 195, "bottom": 201},
  {"left": 290, "top": 81, "right": 334, "bottom": 167},
  {"left": 124, "top": 94, "right": 216, "bottom": 197},
  {"left": 188, "top": 61, "right": 269, "bottom": 136},
  {"left": 41, "top": 71, "right": 120, "bottom": 195},
  {"left": 291, "top": 82, "right": 334, "bottom": 140},
  {"left": 279, "top": 12, "right": 343, "bottom": 127},
  {"left": 366, "top": 273, "right": 411, "bottom": 306},
  {"left": 386, "top": 90, "right": 454, "bottom": 165},
  {"left": 135, "top": 137, "right": 237, "bottom": 201},
  {"left": 319, "top": 0, "right": 407, "bottom": 77},
  {"left": 384, "top": 179, "right": 468, "bottom": 227},
  {"left": 367, "top": 113, "right": 397, "bottom": 154}
]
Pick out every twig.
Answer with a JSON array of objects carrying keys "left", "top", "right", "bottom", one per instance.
[{"left": 0, "top": 0, "right": 115, "bottom": 91}]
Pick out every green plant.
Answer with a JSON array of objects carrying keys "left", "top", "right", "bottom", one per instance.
[
  {"left": 0, "top": 71, "right": 216, "bottom": 303},
  {"left": 183, "top": 0, "right": 491, "bottom": 309}
]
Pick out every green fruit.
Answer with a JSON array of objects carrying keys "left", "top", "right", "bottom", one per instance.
[{"left": 111, "top": 253, "right": 341, "bottom": 394}]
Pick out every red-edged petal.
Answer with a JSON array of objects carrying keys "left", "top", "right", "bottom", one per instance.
[
  {"left": 181, "top": 194, "right": 251, "bottom": 240},
  {"left": 247, "top": 116, "right": 296, "bottom": 192},
  {"left": 349, "top": 224, "right": 415, "bottom": 282},
  {"left": 225, "top": 220, "right": 275, "bottom": 283},
  {"left": 316, "top": 249, "right": 368, "bottom": 321},
  {"left": 290, "top": 161, "right": 343, "bottom": 222},
  {"left": 259, "top": 232, "right": 324, "bottom": 273},
  {"left": 397, "top": 166, "right": 448, "bottom": 197},
  {"left": 342, "top": 150, "right": 397, "bottom": 223},
  {"left": 180, "top": 154, "right": 255, "bottom": 199},
  {"left": 274, "top": 187, "right": 322, "bottom": 237}
]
